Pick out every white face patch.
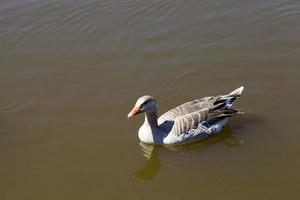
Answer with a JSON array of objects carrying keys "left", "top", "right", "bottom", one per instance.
[{"left": 134, "top": 95, "right": 155, "bottom": 108}]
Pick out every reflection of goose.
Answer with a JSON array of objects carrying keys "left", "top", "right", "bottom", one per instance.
[
  {"left": 128, "top": 87, "right": 244, "bottom": 144},
  {"left": 134, "top": 143, "right": 161, "bottom": 180},
  {"left": 135, "top": 127, "right": 244, "bottom": 180}
]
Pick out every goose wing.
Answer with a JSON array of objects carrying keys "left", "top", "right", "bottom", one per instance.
[
  {"left": 170, "top": 107, "right": 240, "bottom": 136},
  {"left": 169, "top": 108, "right": 209, "bottom": 136},
  {"left": 158, "top": 86, "right": 244, "bottom": 125},
  {"left": 158, "top": 96, "right": 219, "bottom": 125}
]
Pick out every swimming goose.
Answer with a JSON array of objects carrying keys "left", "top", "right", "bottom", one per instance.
[{"left": 127, "top": 86, "right": 244, "bottom": 145}]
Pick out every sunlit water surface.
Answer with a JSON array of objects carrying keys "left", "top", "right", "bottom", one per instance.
[{"left": 1, "top": 0, "right": 300, "bottom": 199}]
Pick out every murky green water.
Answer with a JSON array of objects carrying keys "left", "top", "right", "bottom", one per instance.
[{"left": 1, "top": 0, "right": 300, "bottom": 199}]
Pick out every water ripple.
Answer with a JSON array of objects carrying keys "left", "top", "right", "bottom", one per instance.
[
  {"left": 0, "top": 99, "right": 33, "bottom": 114},
  {"left": 0, "top": 0, "right": 299, "bottom": 55}
]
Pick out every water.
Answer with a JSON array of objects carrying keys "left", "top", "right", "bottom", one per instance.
[{"left": 1, "top": 0, "right": 300, "bottom": 199}]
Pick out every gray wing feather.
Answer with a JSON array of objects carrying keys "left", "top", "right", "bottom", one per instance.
[
  {"left": 158, "top": 96, "right": 219, "bottom": 124},
  {"left": 158, "top": 87, "right": 244, "bottom": 136},
  {"left": 170, "top": 109, "right": 209, "bottom": 136}
]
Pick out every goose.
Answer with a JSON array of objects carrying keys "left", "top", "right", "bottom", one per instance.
[{"left": 127, "top": 86, "right": 244, "bottom": 145}]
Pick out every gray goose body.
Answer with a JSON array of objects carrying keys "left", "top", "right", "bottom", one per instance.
[{"left": 128, "top": 87, "right": 244, "bottom": 145}]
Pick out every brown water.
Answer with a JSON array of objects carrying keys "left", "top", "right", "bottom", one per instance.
[{"left": 1, "top": 0, "right": 300, "bottom": 199}]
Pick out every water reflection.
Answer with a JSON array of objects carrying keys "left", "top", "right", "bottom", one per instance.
[
  {"left": 134, "top": 143, "right": 161, "bottom": 180},
  {"left": 134, "top": 126, "right": 243, "bottom": 180}
]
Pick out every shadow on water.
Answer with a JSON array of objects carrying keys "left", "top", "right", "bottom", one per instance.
[{"left": 134, "top": 114, "right": 265, "bottom": 180}]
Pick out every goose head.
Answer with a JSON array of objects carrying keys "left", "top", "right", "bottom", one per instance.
[{"left": 127, "top": 95, "right": 158, "bottom": 118}]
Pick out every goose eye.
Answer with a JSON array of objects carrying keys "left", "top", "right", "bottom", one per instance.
[{"left": 140, "top": 105, "right": 144, "bottom": 110}]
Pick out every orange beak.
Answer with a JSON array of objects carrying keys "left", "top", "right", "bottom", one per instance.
[{"left": 127, "top": 107, "right": 141, "bottom": 118}]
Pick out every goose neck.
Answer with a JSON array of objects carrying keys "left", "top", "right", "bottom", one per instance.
[{"left": 144, "top": 111, "right": 158, "bottom": 129}]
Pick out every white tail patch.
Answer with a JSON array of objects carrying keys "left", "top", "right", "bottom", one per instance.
[
  {"left": 218, "top": 86, "right": 245, "bottom": 108},
  {"left": 228, "top": 86, "right": 244, "bottom": 97}
]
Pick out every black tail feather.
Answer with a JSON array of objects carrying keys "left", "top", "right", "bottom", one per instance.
[
  {"left": 208, "top": 108, "right": 240, "bottom": 124},
  {"left": 211, "top": 86, "right": 244, "bottom": 111},
  {"left": 212, "top": 97, "right": 237, "bottom": 110}
]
